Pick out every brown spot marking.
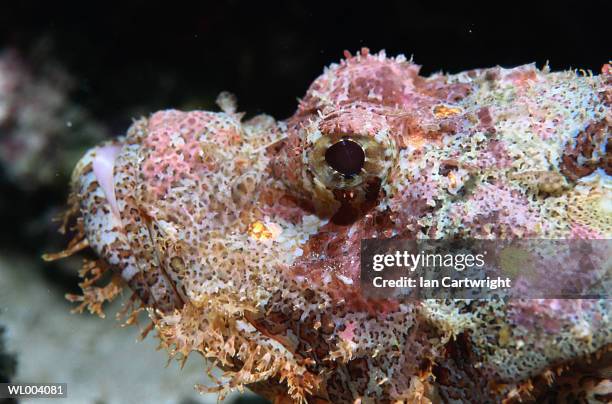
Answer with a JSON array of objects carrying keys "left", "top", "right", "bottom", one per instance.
[
  {"left": 254, "top": 311, "right": 291, "bottom": 336},
  {"left": 347, "top": 357, "right": 369, "bottom": 380},
  {"left": 560, "top": 119, "right": 611, "bottom": 181},
  {"left": 477, "top": 107, "right": 495, "bottom": 133},
  {"left": 433, "top": 332, "right": 493, "bottom": 402}
]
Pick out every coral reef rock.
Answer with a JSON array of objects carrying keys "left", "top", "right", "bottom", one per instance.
[{"left": 0, "top": 49, "right": 106, "bottom": 189}]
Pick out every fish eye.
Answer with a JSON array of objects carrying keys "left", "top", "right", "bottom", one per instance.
[
  {"left": 308, "top": 133, "right": 393, "bottom": 191},
  {"left": 324, "top": 138, "right": 365, "bottom": 178}
]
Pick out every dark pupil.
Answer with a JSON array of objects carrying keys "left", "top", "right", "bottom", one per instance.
[{"left": 324, "top": 138, "right": 365, "bottom": 177}]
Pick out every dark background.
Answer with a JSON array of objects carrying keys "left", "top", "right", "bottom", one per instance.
[{"left": 2, "top": 0, "right": 610, "bottom": 129}]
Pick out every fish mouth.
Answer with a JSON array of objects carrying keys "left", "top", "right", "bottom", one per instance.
[{"left": 92, "top": 143, "right": 122, "bottom": 219}]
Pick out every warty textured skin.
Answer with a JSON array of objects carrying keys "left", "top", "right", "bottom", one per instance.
[{"left": 50, "top": 49, "right": 611, "bottom": 403}]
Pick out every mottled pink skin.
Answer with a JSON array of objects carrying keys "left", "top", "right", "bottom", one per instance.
[
  {"left": 475, "top": 140, "right": 514, "bottom": 169},
  {"left": 571, "top": 222, "right": 606, "bottom": 239},
  {"left": 291, "top": 50, "right": 473, "bottom": 148},
  {"left": 449, "top": 182, "right": 542, "bottom": 238},
  {"left": 338, "top": 321, "right": 356, "bottom": 341},
  {"left": 142, "top": 110, "right": 242, "bottom": 198}
]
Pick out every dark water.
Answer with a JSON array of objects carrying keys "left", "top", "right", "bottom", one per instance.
[{"left": 2, "top": 1, "right": 609, "bottom": 127}]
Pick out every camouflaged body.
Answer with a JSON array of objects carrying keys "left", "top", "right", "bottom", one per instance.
[{"left": 56, "top": 49, "right": 611, "bottom": 403}]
